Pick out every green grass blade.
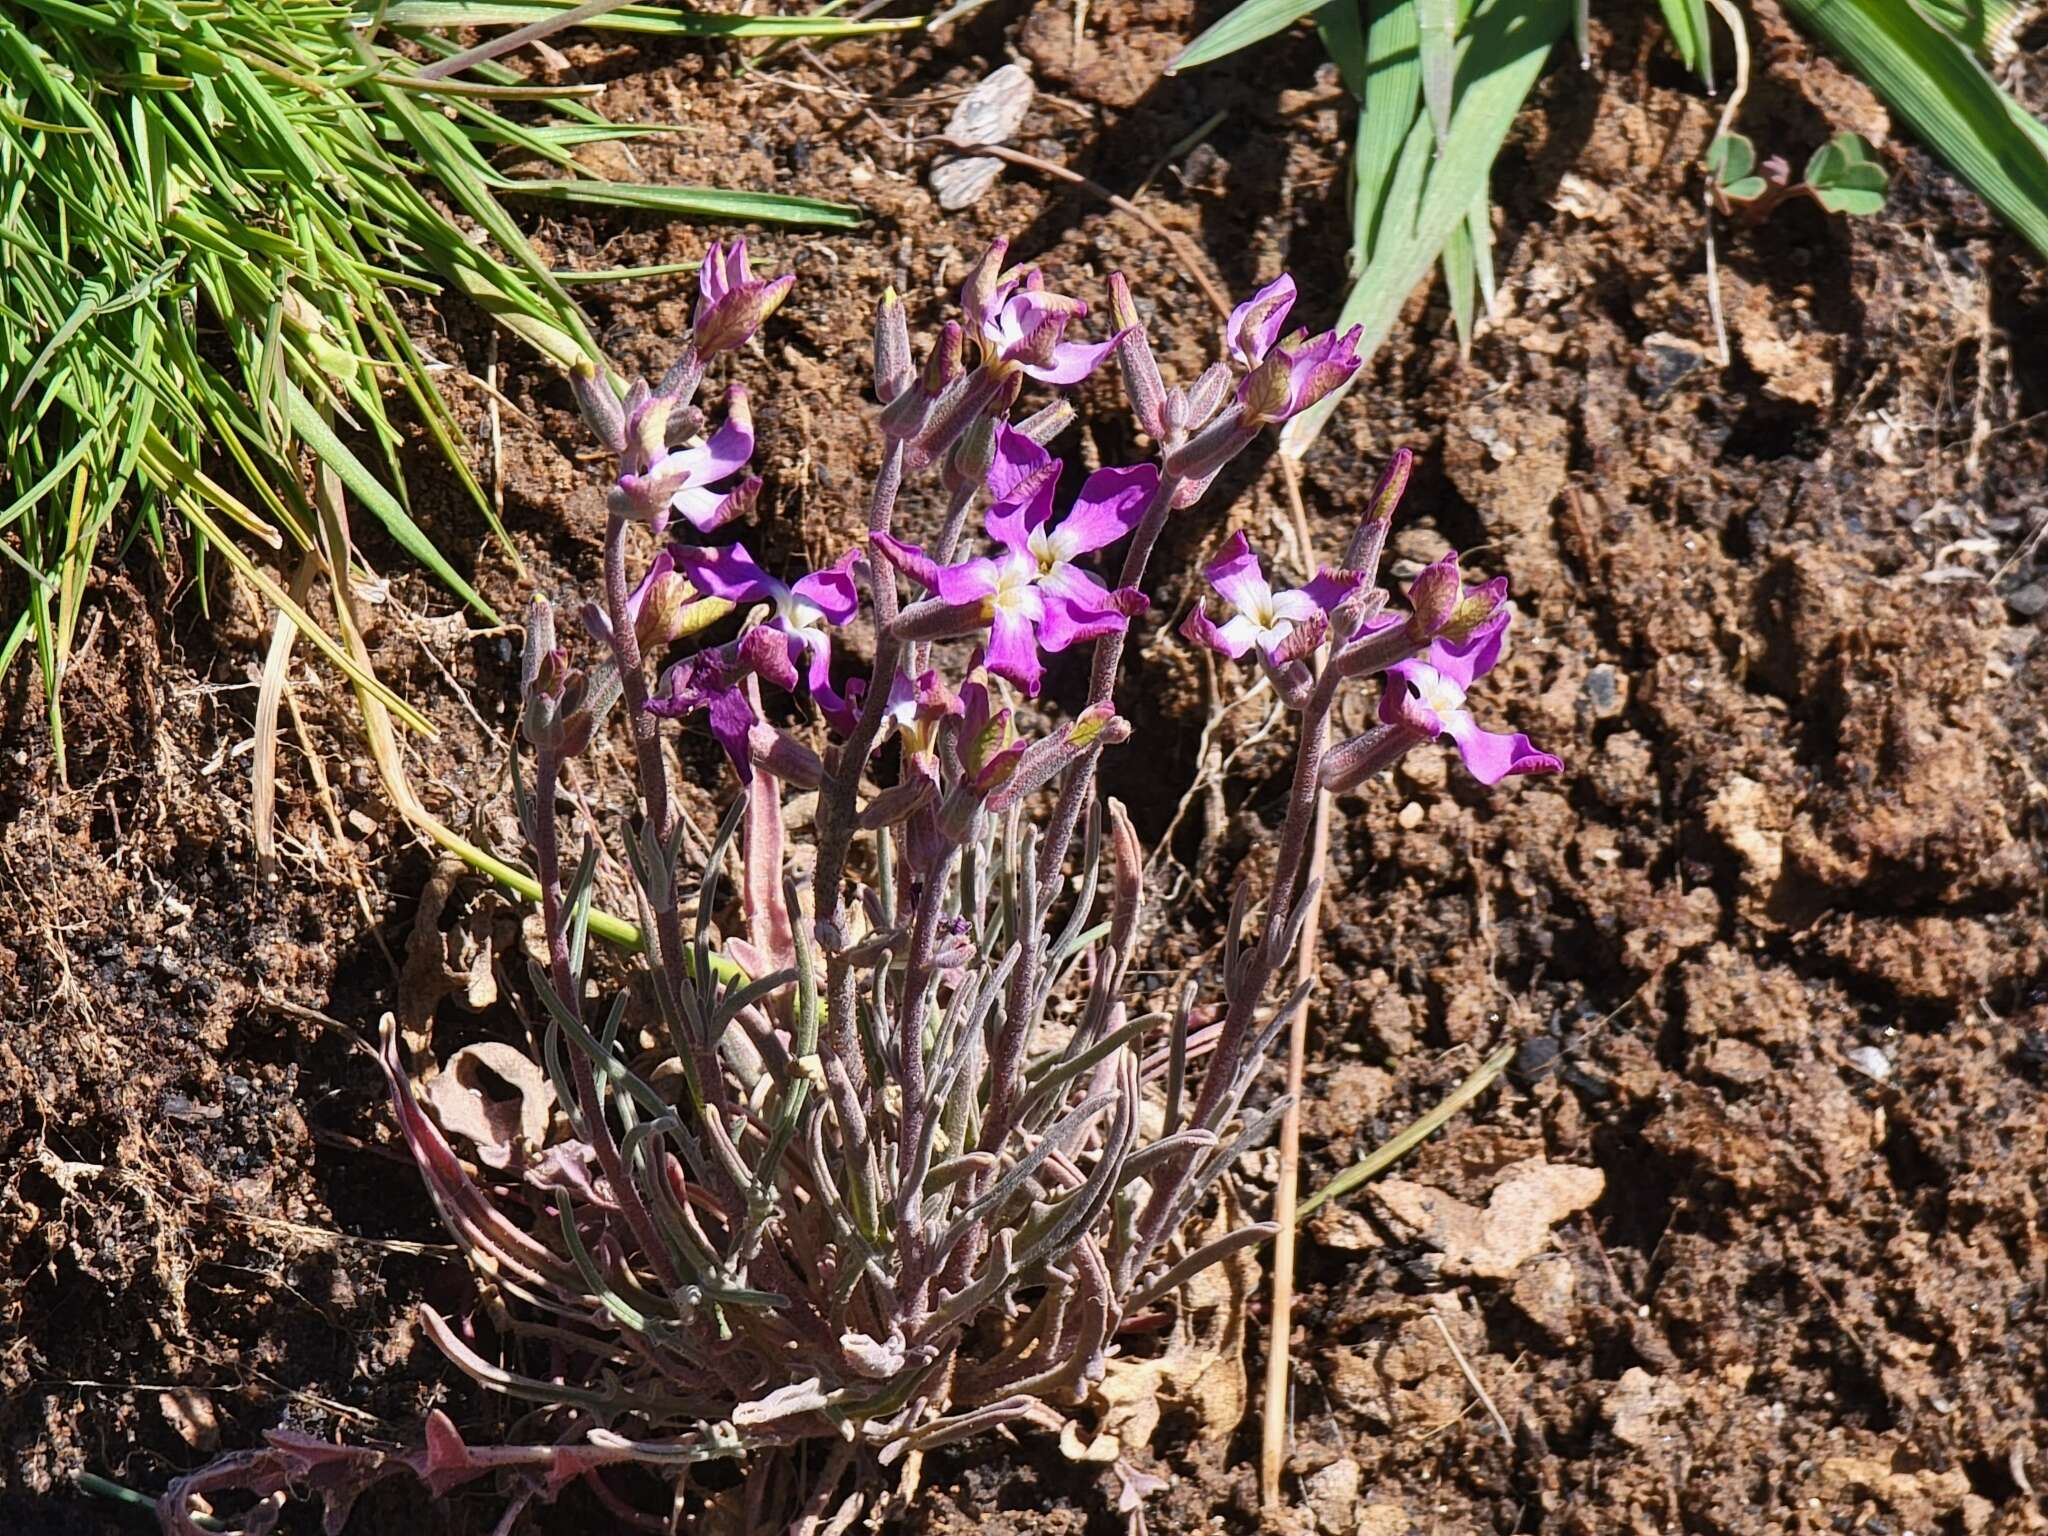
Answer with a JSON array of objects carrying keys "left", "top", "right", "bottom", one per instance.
[
  {"left": 1780, "top": 0, "right": 2048, "bottom": 257},
  {"left": 285, "top": 385, "right": 500, "bottom": 622},
  {"left": 1656, "top": 0, "right": 1713, "bottom": 86},
  {"left": 1354, "top": 0, "right": 1423, "bottom": 270},
  {"left": 1418, "top": 0, "right": 1458, "bottom": 148},
  {"left": 1170, "top": 0, "right": 1331, "bottom": 71},
  {"left": 494, "top": 176, "right": 863, "bottom": 228},
  {"left": 1317, "top": 0, "right": 1368, "bottom": 98},
  {"left": 384, "top": 1, "right": 924, "bottom": 37},
  {"left": 1283, "top": 0, "right": 1568, "bottom": 458}
]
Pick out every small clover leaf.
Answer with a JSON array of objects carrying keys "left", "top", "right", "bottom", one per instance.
[{"left": 1804, "top": 132, "right": 1888, "bottom": 217}]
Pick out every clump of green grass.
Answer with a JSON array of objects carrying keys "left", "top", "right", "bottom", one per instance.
[
  {"left": 1168, "top": 0, "right": 2048, "bottom": 457},
  {"left": 0, "top": 0, "right": 913, "bottom": 774}
]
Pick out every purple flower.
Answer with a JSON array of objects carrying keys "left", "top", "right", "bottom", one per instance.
[
  {"left": 980, "top": 426, "right": 1156, "bottom": 651},
  {"left": 672, "top": 542, "right": 862, "bottom": 731},
  {"left": 694, "top": 238, "right": 795, "bottom": 356},
  {"left": 1181, "top": 531, "right": 1364, "bottom": 663},
  {"left": 646, "top": 656, "right": 759, "bottom": 779},
  {"left": 1238, "top": 325, "right": 1366, "bottom": 426},
  {"left": 878, "top": 432, "right": 1152, "bottom": 697},
  {"left": 610, "top": 384, "right": 759, "bottom": 535},
  {"left": 1226, "top": 275, "right": 1296, "bottom": 370},
  {"left": 884, "top": 668, "right": 961, "bottom": 759},
  {"left": 961, "top": 242, "right": 1120, "bottom": 386},
  {"left": 1377, "top": 624, "right": 1562, "bottom": 786}
]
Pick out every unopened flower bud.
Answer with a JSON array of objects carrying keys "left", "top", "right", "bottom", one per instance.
[
  {"left": 1440, "top": 576, "right": 1507, "bottom": 643},
  {"left": 693, "top": 238, "right": 795, "bottom": 356},
  {"left": 748, "top": 722, "right": 825, "bottom": 790},
  {"left": 1321, "top": 724, "right": 1414, "bottom": 795},
  {"left": 1184, "top": 362, "right": 1234, "bottom": 428},
  {"left": 1344, "top": 447, "right": 1413, "bottom": 575},
  {"left": 571, "top": 359, "right": 626, "bottom": 454},
  {"left": 1163, "top": 404, "right": 1256, "bottom": 486},
  {"left": 520, "top": 595, "right": 558, "bottom": 697},
  {"left": 1161, "top": 386, "right": 1190, "bottom": 440},
  {"left": 945, "top": 414, "right": 1000, "bottom": 496},
  {"left": 874, "top": 288, "right": 914, "bottom": 404},
  {"left": 1106, "top": 798, "right": 1143, "bottom": 956},
  {"left": 922, "top": 321, "right": 965, "bottom": 396},
  {"left": 961, "top": 240, "right": 1010, "bottom": 329},
  {"left": 1404, "top": 555, "right": 1462, "bottom": 641},
  {"left": 1108, "top": 273, "right": 1168, "bottom": 439},
  {"left": 1016, "top": 397, "right": 1075, "bottom": 446}
]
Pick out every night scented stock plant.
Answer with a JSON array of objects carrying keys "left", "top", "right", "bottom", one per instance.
[{"left": 157, "top": 245, "right": 1558, "bottom": 1534}]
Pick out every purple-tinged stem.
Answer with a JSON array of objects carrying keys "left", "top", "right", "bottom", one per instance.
[{"left": 532, "top": 748, "right": 684, "bottom": 1295}]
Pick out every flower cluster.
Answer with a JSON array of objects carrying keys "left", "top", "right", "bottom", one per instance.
[{"left": 159, "top": 235, "right": 1558, "bottom": 1536}]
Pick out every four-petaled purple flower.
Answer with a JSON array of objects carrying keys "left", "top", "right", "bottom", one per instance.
[
  {"left": 609, "top": 383, "right": 760, "bottom": 536},
  {"left": 961, "top": 241, "right": 1122, "bottom": 386},
  {"left": 673, "top": 543, "right": 861, "bottom": 732},
  {"left": 1181, "top": 530, "right": 1364, "bottom": 664},
  {"left": 1378, "top": 623, "right": 1563, "bottom": 786},
  {"left": 881, "top": 431, "right": 1153, "bottom": 695}
]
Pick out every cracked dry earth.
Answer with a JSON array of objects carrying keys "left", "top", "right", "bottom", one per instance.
[{"left": 5, "top": 2, "right": 2047, "bottom": 1533}]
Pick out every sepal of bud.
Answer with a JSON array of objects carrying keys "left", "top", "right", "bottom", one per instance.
[
  {"left": 874, "top": 288, "right": 914, "bottom": 403},
  {"left": 961, "top": 240, "right": 1011, "bottom": 330},
  {"left": 1185, "top": 362, "right": 1234, "bottom": 428},
  {"left": 987, "top": 706, "right": 1129, "bottom": 814},
  {"left": 1441, "top": 576, "right": 1507, "bottom": 644},
  {"left": 1162, "top": 405, "right": 1256, "bottom": 486},
  {"left": 1108, "top": 273, "right": 1168, "bottom": 439},
  {"left": 1321, "top": 724, "right": 1415, "bottom": 795},
  {"left": 1403, "top": 554, "right": 1462, "bottom": 641},
  {"left": 572, "top": 360, "right": 627, "bottom": 454},
  {"left": 748, "top": 723, "right": 825, "bottom": 791},
  {"left": 1016, "top": 397, "right": 1075, "bottom": 446},
  {"left": 945, "top": 414, "right": 1000, "bottom": 497}
]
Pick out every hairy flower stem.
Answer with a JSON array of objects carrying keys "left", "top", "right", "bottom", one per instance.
[
  {"left": 1031, "top": 470, "right": 1182, "bottom": 902},
  {"left": 603, "top": 510, "right": 724, "bottom": 1118},
  {"left": 1132, "top": 660, "right": 1341, "bottom": 1270}
]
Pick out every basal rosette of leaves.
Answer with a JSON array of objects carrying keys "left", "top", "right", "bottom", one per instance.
[{"left": 155, "top": 242, "right": 1559, "bottom": 1534}]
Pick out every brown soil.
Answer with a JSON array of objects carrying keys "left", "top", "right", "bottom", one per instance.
[{"left": 6, "top": 3, "right": 2047, "bottom": 1534}]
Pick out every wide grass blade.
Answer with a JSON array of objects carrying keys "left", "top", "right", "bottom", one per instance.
[
  {"left": 1282, "top": 0, "right": 1568, "bottom": 458},
  {"left": 1779, "top": 0, "right": 2048, "bottom": 258},
  {"left": 1170, "top": 0, "right": 1332, "bottom": 72}
]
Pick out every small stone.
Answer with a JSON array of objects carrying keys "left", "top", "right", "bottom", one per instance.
[
  {"left": 1581, "top": 663, "right": 1627, "bottom": 719},
  {"left": 1844, "top": 1044, "right": 1892, "bottom": 1082},
  {"left": 2005, "top": 581, "right": 2048, "bottom": 619},
  {"left": 1511, "top": 1251, "right": 1579, "bottom": 1342},
  {"left": 1702, "top": 1036, "right": 1772, "bottom": 1086},
  {"left": 1397, "top": 800, "right": 1425, "bottom": 829},
  {"left": 1302, "top": 1457, "right": 1361, "bottom": 1535},
  {"left": 1512, "top": 1035, "right": 1563, "bottom": 1086}
]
